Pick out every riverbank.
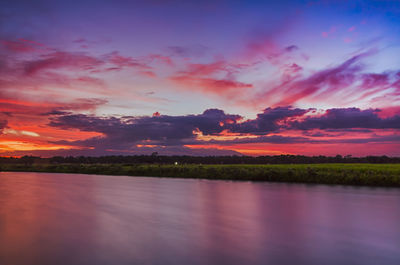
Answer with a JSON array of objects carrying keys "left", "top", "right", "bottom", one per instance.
[{"left": 1, "top": 163, "right": 400, "bottom": 187}]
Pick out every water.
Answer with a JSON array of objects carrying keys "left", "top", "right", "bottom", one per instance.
[{"left": 0, "top": 172, "right": 399, "bottom": 265}]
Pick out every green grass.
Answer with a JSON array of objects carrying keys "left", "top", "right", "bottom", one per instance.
[{"left": 1, "top": 163, "right": 400, "bottom": 187}]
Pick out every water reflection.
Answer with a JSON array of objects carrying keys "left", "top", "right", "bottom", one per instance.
[{"left": 0, "top": 172, "right": 399, "bottom": 265}]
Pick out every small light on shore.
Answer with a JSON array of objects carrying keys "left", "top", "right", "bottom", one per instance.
[{"left": 174, "top": 162, "right": 178, "bottom": 165}]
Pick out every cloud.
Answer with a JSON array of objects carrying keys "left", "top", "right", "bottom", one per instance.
[
  {"left": 74, "top": 76, "right": 105, "bottom": 87},
  {"left": 4, "top": 105, "right": 400, "bottom": 156},
  {"left": 259, "top": 50, "right": 375, "bottom": 106},
  {"left": 166, "top": 44, "right": 209, "bottom": 57},
  {"left": 332, "top": 134, "right": 400, "bottom": 144},
  {"left": 281, "top": 63, "right": 303, "bottom": 82},
  {"left": 48, "top": 108, "right": 242, "bottom": 149},
  {"left": 1, "top": 39, "right": 37, "bottom": 53},
  {"left": 184, "top": 61, "right": 227, "bottom": 75},
  {"left": 48, "top": 106, "right": 400, "bottom": 152},
  {"left": 200, "top": 133, "right": 400, "bottom": 145},
  {"left": 0, "top": 97, "right": 107, "bottom": 117},
  {"left": 361, "top": 73, "right": 389, "bottom": 89},
  {"left": 321, "top": 26, "right": 337, "bottom": 38},
  {"left": 140, "top": 71, "right": 157, "bottom": 78},
  {"left": 163, "top": 40, "right": 388, "bottom": 110},
  {"left": 147, "top": 54, "right": 174, "bottom": 66},
  {"left": 15, "top": 49, "right": 167, "bottom": 78},
  {"left": 228, "top": 106, "right": 309, "bottom": 134},
  {"left": 3, "top": 128, "right": 39, "bottom": 137},
  {"left": 166, "top": 45, "right": 393, "bottom": 109},
  {"left": 290, "top": 108, "right": 400, "bottom": 130},
  {"left": 106, "top": 51, "right": 150, "bottom": 70},
  {"left": 206, "top": 135, "right": 312, "bottom": 145},
  {"left": 170, "top": 75, "right": 253, "bottom": 97},
  {"left": 0, "top": 119, "right": 7, "bottom": 134},
  {"left": 348, "top": 26, "right": 356, "bottom": 32},
  {"left": 284, "top": 45, "right": 299, "bottom": 52},
  {"left": 170, "top": 60, "right": 254, "bottom": 98},
  {"left": 0, "top": 38, "right": 48, "bottom": 54},
  {"left": 57, "top": 98, "right": 108, "bottom": 112},
  {"left": 24, "top": 51, "right": 104, "bottom": 75},
  {"left": 243, "top": 16, "right": 301, "bottom": 63}
]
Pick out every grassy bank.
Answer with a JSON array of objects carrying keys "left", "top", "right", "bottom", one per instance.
[{"left": 1, "top": 163, "right": 400, "bottom": 187}]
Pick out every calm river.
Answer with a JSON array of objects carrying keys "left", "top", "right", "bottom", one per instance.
[{"left": 0, "top": 172, "right": 400, "bottom": 265}]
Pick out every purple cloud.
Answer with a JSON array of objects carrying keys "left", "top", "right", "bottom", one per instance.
[
  {"left": 290, "top": 108, "right": 400, "bottom": 130},
  {"left": 49, "top": 109, "right": 241, "bottom": 148},
  {"left": 228, "top": 107, "right": 309, "bottom": 134},
  {"left": 42, "top": 106, "right": 400, "bottom": 155}
]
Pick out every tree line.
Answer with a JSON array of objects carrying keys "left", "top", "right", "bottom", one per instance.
[{"left": 1, "top": 154, "right": 400, "bottom": 165}]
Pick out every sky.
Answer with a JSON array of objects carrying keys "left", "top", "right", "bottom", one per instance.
[{"left": 1, "top": 0, "right": 400, "bottom": 157}]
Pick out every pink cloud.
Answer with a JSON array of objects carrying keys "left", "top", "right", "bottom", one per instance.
[
  {"left": 170, "top": 75, "right": 253, "bottom": 98},
  {"left": 0, "top": 38, "right": 48, "bottom": 53},
  {"left": 107, "top": 51, "right": 149, "bottom": 69},
  {"left": 244, "top": 39, "right": 300, "bottom": 65},
  {"left": 74, "top": 76, "right": 105, "bottom": 87},
  {"left": 344, "top": 37, "right": 352, "bottom": 43},
  {"left": 348, "top": 26, "right": 356, "bottom": 32},
  {"left": 24, "top": 51, "right": 104, "bottom": 75},
  {"left": 379, "top": 107, "right": 400, "bottom": 118},
  {"left": 281, "top": 63, "right": 303, "bottom": 82},
  {"left": 147, "top": 54, "right": 174, "bottom": 66},
  {"left": 255, "top": 50, "right": 377, "bottom": 107},
  {"left": 185, "top": 61, "right": 227, "bottom": 76},
  {"left": 321, "top": 26, "right": 337, "bottom": 38},
  {"left": 140, "top": 71, "right": 157, "bottom": 78}
]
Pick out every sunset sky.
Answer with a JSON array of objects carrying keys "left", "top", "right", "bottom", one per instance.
[{"left": 1, "top": 0, "right": 400, "bottom": 157}]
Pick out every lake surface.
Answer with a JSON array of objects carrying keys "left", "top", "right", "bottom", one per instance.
[{"left": 0, "top": 172, "right": 400, "bottom": 265}]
